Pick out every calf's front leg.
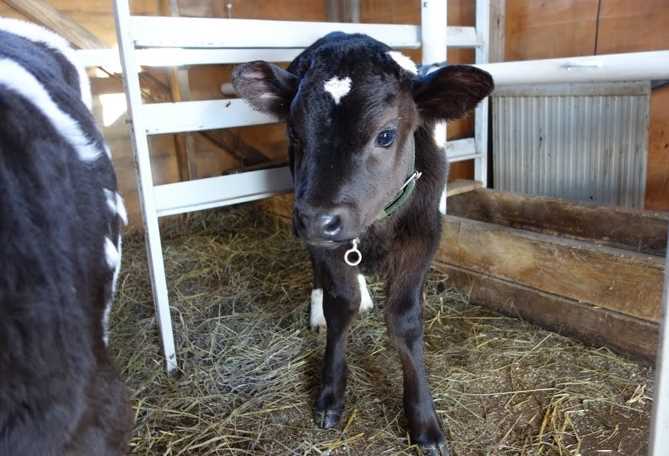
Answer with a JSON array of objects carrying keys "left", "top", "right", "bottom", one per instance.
[
  {"left": 386, "top": 265, "right": 448, "bottom": 455},
  {"left": 312, "top": 254, "right": 361, "bottom": 429}
]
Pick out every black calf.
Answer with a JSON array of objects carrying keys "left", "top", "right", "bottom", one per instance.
[
  {"left": 234, "top": 32, "right": 493, "bottom": 454},
  {"left": 0, "top": 19, "right": 131, "bottom": 455}
]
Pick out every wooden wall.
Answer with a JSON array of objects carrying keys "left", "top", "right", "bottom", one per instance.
[
  {"left": 505, "top": 0, "right": 669, "bottom": 211},
  {"left": 1, "top": 0, "right": 667, "bottom": 228}
]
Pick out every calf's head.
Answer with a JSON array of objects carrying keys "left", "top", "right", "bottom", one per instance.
[{"left": 233, "top": 33, "right": 493, "bottom": 246}]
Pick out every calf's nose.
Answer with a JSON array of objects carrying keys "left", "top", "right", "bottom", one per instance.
[
  {"left": 294, "top": 204, "right": 351, "bottom": 242},
  {"left": 317, "top": 213, "right": 342, "bottom": 238}
]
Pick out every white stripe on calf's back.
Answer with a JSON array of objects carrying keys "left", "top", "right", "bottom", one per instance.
[
  {"left": 0, "top": 59, "right": 103, "bottom": 162},
  {"left": 104, "top": 237, "right": 120, "bottom": 269},
  {"left": 0, "top": 18, "right": 92, "bottom": 109}
]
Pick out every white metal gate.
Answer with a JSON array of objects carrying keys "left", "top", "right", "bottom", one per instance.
[{"left": 112, "top": 0, "right": 491, "bottom": 373}]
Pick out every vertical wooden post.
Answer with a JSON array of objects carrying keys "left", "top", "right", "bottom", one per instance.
[
  {"left": 326, "top": 0, "right": 360, "bottom": 23},
  {"left": 160, "top": 0, "right": 195, "bottom": 182},
  {"left": 489, "top": 0, "right": 505, "bottom": 63}
]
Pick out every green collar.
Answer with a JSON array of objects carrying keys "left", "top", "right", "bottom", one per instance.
[{"left": 377, "top": 140, "right": 422, "bottom": 219}]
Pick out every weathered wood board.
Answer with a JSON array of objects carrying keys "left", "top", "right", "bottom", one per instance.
[
  {"left": 448, "top": 189, "right": 669, "bottom": 256},
  {"left": 441, "top": 265, "right": 659, "bottom": 361},
  {"left": 438, "top": 214, "right": 664, "bottom": 322}
]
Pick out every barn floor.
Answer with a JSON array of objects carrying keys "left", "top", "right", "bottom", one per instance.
[{"left": 110, "top": 206, "right": 654, "bottom": 455}]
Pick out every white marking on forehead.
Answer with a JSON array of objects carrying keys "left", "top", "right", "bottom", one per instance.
[
  {"left": 323, "top": 76, "right": 352, "bottom": 104},
  {"left": 387, "top": 51, "right": 418, "bottom": 75}
]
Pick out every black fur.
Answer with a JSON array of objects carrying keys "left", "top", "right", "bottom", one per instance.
[
  {"left": 233, "top": 32, "right": 493, "bottom": 455},
  {"left": 0, "top": 29, "right": 131, "bottom": 455}
]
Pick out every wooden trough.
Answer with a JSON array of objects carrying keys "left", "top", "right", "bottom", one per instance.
[
  {"left": 438, "top": 188, "right": 668, "bottom": 361},
  {"left": 262, "top": 184, "right": 668, "bottom": 361}
]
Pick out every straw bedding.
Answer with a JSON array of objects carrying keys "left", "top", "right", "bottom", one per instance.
[{"left": 109, "top": 206, "right": 653, "bottom": 455}]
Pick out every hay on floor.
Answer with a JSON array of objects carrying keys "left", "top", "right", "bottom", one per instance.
[{"left": 109, "top": 207, "right": 653, "bottom": 455}]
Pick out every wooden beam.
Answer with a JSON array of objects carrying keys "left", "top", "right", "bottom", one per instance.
[
  {"left": 439, "top": 214, "right": 665, "bottom": 322},
  {"left": 448, "top": 189, "right": 669, "bottom": 256},
  {"left": 4, "top": 0, "right": 105, "bottom": 48},
  {"left": 446, "top": 179, "right": 482, "bottom": 198},
  {"left": 440, "top": 264, "right": 659, "bottom": 361}
]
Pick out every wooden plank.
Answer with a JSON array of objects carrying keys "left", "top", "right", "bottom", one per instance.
[
  {"left": 4, "top": 0, "right": 104, "bottom": 48},
  {"left": 446, "top": 179, "right": 482, "bottom": 198},
  {"left": 130, "top": 16, "right": 423, "bottom": 49},
  {"left": 596, "top": 0, "right": 669, "bottom": 54},
  {"left": 438, "top": 264, "right": 659, "bottom": 361},
  {"left": 448, "top": 189, "right": 669, "bottom": 256},
  {"left": 153, "top": 167, "right": 293, "bottom": 217},
  {"left": 505, "top": 0, "right": 599, "bottom": 60},
  {"left": 141, "top": 99, "right": 277, "bottom": 135},
  {"left": 439, "top": 214, "right": 665, "bottom": 322},
  {"left": 130, "top": 16, "right": 480, "bottom": 50},
  {"left": 647, "top": 87, "right": 669, "bottom": 212},
  {"left": 489, "top": 0, "right": 505, "bottom": 62}
]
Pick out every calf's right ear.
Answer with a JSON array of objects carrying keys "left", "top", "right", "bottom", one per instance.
[
  {"left": 412, "top": 65, "right": 494, "bottom": 121},
  {"left": 232, "top": 61, "right": 299, "bottom": 119}
]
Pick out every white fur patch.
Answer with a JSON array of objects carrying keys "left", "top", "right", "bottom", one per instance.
[
  {"left": 0, "top": 18, "right": 92, "bottom": 109},
  {"left": 387, "top": 51, "right": 418, "bottom": 75},
  {"left": 310, "top": 288, "right": 325, "bottom": 330},
  {"left": 103, "top": 188, "right": 128, "bottom": 225},
  {"left": 102, "top": 302, "right": 112, "bottom": 345},
  {"left": 103, "top": 234, "right": 122, "bottom": 345},
  {"left": 0, "top": 59, "right": 103, "bottom": 162},
  {"left": 323, "top": 76, "right": 352, "bottom": 104},
  {"left": 357, "top": 274, "right": 374, "bottom": 313},
  {"left": 116, "top": 193, "right": 128, "bottom": 225},
  {"left": 104, "top": 236, "right": 120, "bottom": 269},
  {"left": 309, "top": 277, "right": 374, "bottom": 331}
]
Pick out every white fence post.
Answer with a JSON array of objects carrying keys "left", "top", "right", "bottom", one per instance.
[
  {"left": 421, "top": 0, "right": 449, "bottom": 213},
  {"left": 113, "top": 0, "right": 178, "bottom": 373},
  {"left": 475, "top": 0, "right": 490, "bottom": 187},
  {"left": 650, "top": 227, "right": 669, "bottom": 454}
]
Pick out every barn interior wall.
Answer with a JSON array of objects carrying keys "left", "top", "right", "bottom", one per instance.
[{"left": 1, "top": 0, "right": 667, "bottom": 228}]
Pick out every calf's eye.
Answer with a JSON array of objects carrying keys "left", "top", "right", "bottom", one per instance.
[{"left": 376, "top": 129, "right": 397, "bottom": 148}]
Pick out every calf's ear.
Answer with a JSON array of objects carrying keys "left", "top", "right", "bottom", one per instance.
[
  {"left": 232, "top": 61, "right": 299, "bottom": 118},
  {"left": 412, "top": 65, "right": 494, "bottom": 121}
]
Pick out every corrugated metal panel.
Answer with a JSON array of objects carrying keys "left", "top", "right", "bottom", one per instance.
[{"left": 492, "top": 82, "right": 650, "bottom": 208}]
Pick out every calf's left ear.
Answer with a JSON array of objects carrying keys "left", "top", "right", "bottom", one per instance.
[
  {"left": 412, "top": 65, "right": 494, "bottom": 121},
  {"left": 232, "top": 61, "right": 299, "bottom": 119}
]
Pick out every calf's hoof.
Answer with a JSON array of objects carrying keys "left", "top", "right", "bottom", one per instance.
[
  {"left": 411, "top": 418, "right": 449, "bottom": 456},
  {"left": 314, "top": 407, "right": 343, "bottom": 429},
  {"left": 419, "top": 441, "right": 449, "bottom": 456}
]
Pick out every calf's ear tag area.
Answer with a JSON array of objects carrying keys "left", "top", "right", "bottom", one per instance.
[{"left": 344, "top": 238, "right": 362, "bottom": 267}]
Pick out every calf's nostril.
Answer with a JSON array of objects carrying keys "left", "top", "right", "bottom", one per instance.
[{"left": 319, "top": 214, "right": 342, "bottom": 238}]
